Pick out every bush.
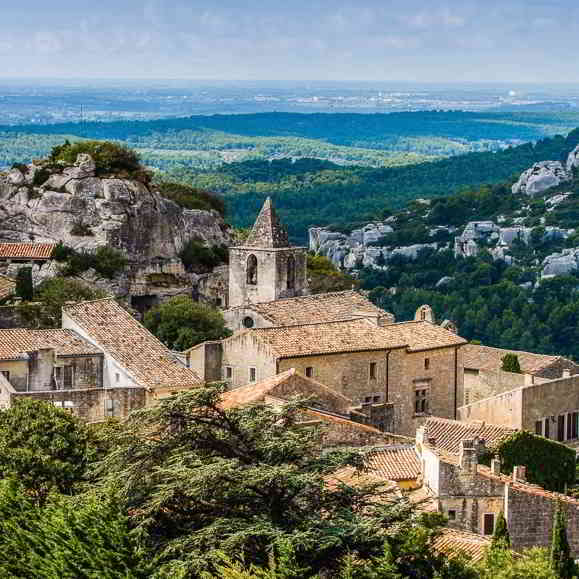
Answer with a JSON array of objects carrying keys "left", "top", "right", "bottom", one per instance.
[
  {"left": 179, "top": 239, "right": 228, "bottom": 273},
  {"left": 156, "top": 181, "right": 225, "bottom": 215},
  {"left": 70, "top": 221, "right": 93, "bottom": 237},
  {"left": 54, "top": 243, "right": 127, "bottom": 279},
  {"left": 307, "top": 253, "right": 358, "bottom": 294},
  {"left": 501, "top": 353, "right": 522, "bottom": 373},
  {"left": 49, "top": 140, "right": 147, "bottom": 181},
  {"left": 143, "top": 296, "right": 231, "bottom": 350},
  {"left": 15, "top": 267, "right": 33, "bottom": 301}
]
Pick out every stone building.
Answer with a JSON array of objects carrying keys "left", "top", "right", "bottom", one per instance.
[
  {"left": 0, "top": 298, "right": 202, "bottom": 422},
  {"left": 227, "top": 197, "right": 307, "bottom": 315},
  {"left": 189, "top": 316, "right": 466, "bottom": 436},
  {"left": 418, "top": 435, "right": 579, "bottom": 556},
  {"left": 0, "top": 274, "right": 15, "bottom": 301},
  {"left": 458, "top": 373, "right": 579, "bottom": 444},
  {"left": 462, "top": 343, "right": 579, "bottom": 405}
]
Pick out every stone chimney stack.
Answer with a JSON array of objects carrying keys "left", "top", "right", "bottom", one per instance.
[
  {"left": 513, "top": 465, "right": 527, "bottom": 482},
  {"left": 459, "top": 439, "right": 478, "bottom": 474},
  {"left": 491, "top": 456, "right": 501, "bottom": 476}
]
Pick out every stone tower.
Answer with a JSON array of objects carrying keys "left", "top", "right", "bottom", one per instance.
[{"left": 228, "top": 197, "right": 307, "bottom": 308}]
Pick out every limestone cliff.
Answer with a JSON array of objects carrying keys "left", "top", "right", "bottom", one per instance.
[{"left": 0, "top": 154, "right": 231, "bottom": 264}]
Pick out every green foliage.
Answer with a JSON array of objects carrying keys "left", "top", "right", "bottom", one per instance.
[
  {"left": 481, "top": 431, "right": 576, "bottom": 493},
  {"left": 143, "top": 295, "right": 231, "bottom": 350},
  {"left": 550, "top": 503, "right": 576, "bottom": 579},
  {"left": 0, "top": 399, "right": 92, "bottom": 499},
  {"left": 490, "top": 511, "right": 511, "bottom": 551},
  {"left": 179, "top": 239, "right": 228, "bottom": 273},
  {"left": 155, "top": 181, "right": 225, "bottom": 215},
  {"left": 53, "top": 243, "right": 128, "bottom": 279},
  {"left": 49, "top": 139, "right": 147, "bottom": 180},
  {"left": 501, "top": 354, "right": 522, "bottom": 373},
  {"left": 479, "top": 547, "right": 557, "bottom": 579},
  {"left": 34, "top": 277, "right": 107, "bottom": 327},
  {"left": 0, "top": 482, "right": 148, "bottom": 578},
  {"left": 95, "top": 387, "right": 470, "bottom": 577},
  {"left": 307, "top": 253, "right": 358, "bottom": 294},
  {"left": 15, "top": 266, "right": 33, "bottom": 301}
]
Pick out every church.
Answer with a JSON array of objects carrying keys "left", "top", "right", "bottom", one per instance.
[{"left": 187, "top": 197, "right": 468, "bottom": 436}]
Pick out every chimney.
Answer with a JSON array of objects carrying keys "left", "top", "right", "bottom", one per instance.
[
  {"left": 513, "top": 465, "right": 526, "bottom": 482},
  {"left": 459, "top": 439, "right": 478, "bottom": 474},
  {"left": 491, "top": 456, "right": 501, "bottom": 476},
  {"left": 563, "top": 369, "right": 571, "bottom": 379}
]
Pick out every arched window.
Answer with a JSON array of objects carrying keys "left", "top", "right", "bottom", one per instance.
[
  {"left": 246, "top": 254, "right": 258, "bottom": 285},
  {"left": 286, "top": 255, "right": 295, "bottom": 289}
]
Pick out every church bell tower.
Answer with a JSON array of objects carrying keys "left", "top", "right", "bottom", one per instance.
[{"left": 228, "top": 197, "right": 307, "bottom": 308}]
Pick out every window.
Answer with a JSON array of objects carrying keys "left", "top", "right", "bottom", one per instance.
[
  {"left": 567, "top": 414, "right": 573, "bottom": 441},
  {"left": 243, "top": 316, "right": 255, "bottom": 329},
  {"left": 225, "top": 366, "right": 233, "bottom": 380},
  {"left": 0, "top": 370, "right": 9, "bottom": 382},
  {"left": 286, "top": 255, "right": 296, "bottom": 289},
  {"left": 115, "top": 372, "right": 120, "bottom": 384},
  {"left": 464, "top": 390, "right": 471, "bottom": 405},
  {"left": 305, "top": 367, "right": 313, "bottom": 378},
  {"left": 558, "top": 415, "right": 565, "bottom": 441},
  {"left": 544, "top": 417, "right": 550, "bottom": 439},
  {"left": 63, "top": 366, "right": 73, "bottom": 390},
  {"left": 246, "top": 254, "right": 258, "bottom": 285},
  {"left": 483, "top": 513, "right": 495, "bottom": 536},
  {"left": 424, "top": 358, "right": 430, "bottom": 370},
  {"left": 572, "top": 413, "right": 579, "bottom": 440},
  {"left": 364, "top": 396, "right": 372, "bottom": 404},
  {"left": 54, "top": 367, "right": 62, "bottom": 388},
  {"left": 106, "top": 399, "right": 118, "bottom": 418},
  {"left": 448, "top": 510, "right": 456, "bottom": 521},
  {"left": 535, "top": 420, "right": 543, "bottom": 436},
  {"left": 373, "top": 395, "right": 381, "bottom": 403},
  {"left": 415, "top": 388, "right": 429, "bottom": 414},
  {"left": 369, "top": 362, "right": 377, "bottom": 380},
  {"left": 249, "top": 367, "right": 256, "bottom": 382}
]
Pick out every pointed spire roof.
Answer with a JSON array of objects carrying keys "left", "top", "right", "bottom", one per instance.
[{"left": 244, "top": 197, "right": 290, "bottom": 248}]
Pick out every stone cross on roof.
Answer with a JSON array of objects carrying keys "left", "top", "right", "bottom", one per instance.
[{"left": 244, "top": 197, "right": 290, "bottom": 248}]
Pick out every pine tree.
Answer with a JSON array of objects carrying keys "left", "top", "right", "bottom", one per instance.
[
  {"left": 490, "top": 511, "right": 511, "bottom": 551},
  {"left": 501, "top": 353, "right": 522, "bottom": 373},
  {"left": 550, "top": 503, "right": 576, "bottom": 579}
]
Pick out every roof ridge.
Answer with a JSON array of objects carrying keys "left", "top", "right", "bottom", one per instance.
[
  {"left": 253, "top": 317, "right": 378, "bottom": 331},
  {"left": 62, "top": 296, "right": 116, "bottom": 309}
]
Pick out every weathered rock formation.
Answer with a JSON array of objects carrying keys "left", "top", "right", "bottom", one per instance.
[
  {"left": 511, "top": 161, "right": 571, "bottom": 195},
  {"left": 0, "top": 155, "right": 231, "bottom": 264},
  {"left": 567, "top": 145, "right": 579, "bottom": 172}
]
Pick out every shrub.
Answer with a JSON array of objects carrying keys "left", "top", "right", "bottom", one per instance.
[
  {"left": 179, "top": 239, "right": 228, "bottom": 273},
  {"left": 15, "top": 267, "right": 33, "bottom": 301},
  {"left": 49, "top": 140, "right": 147, "bottom": 181},
  {"left": 32, "top": 167, "right": 51, "bottom": 187},
  {"left": 501, "top": 353, "right": 522, "bottom": 373},
  {"left": 70, "top": 221, "right": 93, "bottom": 237},
  {"left": 155, "top": 181, "right": 225, "bottom": 215},
  {"left": 481, "top": 430, "right": 576, "bottom": 492},
  {"left": 54, "top": 243, "right": 127, "bottom": 279}
]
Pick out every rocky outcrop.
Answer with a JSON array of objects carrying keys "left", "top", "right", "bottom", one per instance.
[
  {"left": 0, "top": 156, "right": 231, "bottom": 266},
  {"left": 567, "top": 145, "right": 579, "bottom": 172},
  {"left": 511, "top": 161, "right": 571, "bottom": 195},
  {"left": 542, "top": 248, "right": 579, "bottom": 278}
]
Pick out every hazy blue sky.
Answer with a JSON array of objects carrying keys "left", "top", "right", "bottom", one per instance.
[{"left": 1, "top": 0, "right": 577, "bottom": 82}]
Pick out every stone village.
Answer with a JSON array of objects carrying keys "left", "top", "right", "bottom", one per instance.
[{"left": 1, "top": 197, "right": 579, "bottom": 560}]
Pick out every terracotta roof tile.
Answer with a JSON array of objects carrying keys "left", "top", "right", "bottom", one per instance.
[
  {"left": 220, "top": 368, "right": 352, "bottom": 410},
  {"left": 433, "top": 528, "right": 490, "bottom": 562},
  {"left": 463, "top": 344, "right": 578, "bottom": 375},
  {"left": 302, "top": 408, "right": 384, "bottom": 434},
  {"left": 63, "top": 299, "right": 202, "bottom": 390},
  {"left": 365, "top": 445, "right": 422, "bottom": 481},
  {"left": 423, "top": 417, "right": 515, "bottom": 455},
  {"left": 249, "top": 318, "right": 407, "bottom": 358},
  {"left": 240, "top": 290, "right": 394, "bottom": 327},
  {"left": 0, "top": 328, "right": 101, "bottom": 359},
  {"left": 0, "top": 274, "right": 15, "bottom": 300},
  {"left": 0, "top": 243, "right": 56, "bottom": 259},
  {"left": 383, "top": 321, "right": 467, "bottom": 352}
]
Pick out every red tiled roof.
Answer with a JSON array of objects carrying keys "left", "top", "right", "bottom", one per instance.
[
  {"left": 302, "top": 408, "right": 383, "bottom": 434},
  {"left": 433, "top": 528, "right": 490, "bottom": 562},
  {"left": 383, "top": 321, "right": 467, "bottom": 352},
  {"left": 0, "top": 328, "right": 101, "bottom": 359},
  {"left": 220, "top": 368, "right": 352, "bottom": 411},
  {"left": 0, "top": 243, "right": 56, "bottom": 259},
  {"left": 365, "top": 445, "right": 421, "bottom": 481},
  {"left": 423, "top": 417, "right": 515, "bottom": 455},
  {"left": 63, "top": 298, "right": 202, "bottom": 391}
]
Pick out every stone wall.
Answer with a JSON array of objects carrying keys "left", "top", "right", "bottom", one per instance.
[
  {"left": 11, "top": 385, "right": 145, "bottom": 422},
  {"left": 464, "top": 368, "right": 533, "bottom": 405},
  {"left": 458, "top": 388, "right": 524, "bottom": 429}
]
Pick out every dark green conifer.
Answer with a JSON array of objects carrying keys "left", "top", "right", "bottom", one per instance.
[
  {"left": 490, "top": 511, "right": 511, "bottom": 551},
  {"left": 551, "top": 502, "right": 575, "bottom": 579},
  {"left": 501, "top": 353, "right": 522, "bottom": 373}
]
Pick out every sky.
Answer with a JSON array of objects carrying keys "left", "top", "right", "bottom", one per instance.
[{"left": 0, "top": 0, "right": 577, "bottom": 82}]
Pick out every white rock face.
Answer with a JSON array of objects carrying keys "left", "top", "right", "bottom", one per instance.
[
  {"left": 542, "top": 249, "right": 579, "bottom": 277},
  {"left": 567, "top": 145, "right": 579, "bottom": 172},
  {"left": 0, "top": 156, "right": 232, "bottom": 266},
  {"left": 512, "top": 161, "right": 571, "bottom": 195}
]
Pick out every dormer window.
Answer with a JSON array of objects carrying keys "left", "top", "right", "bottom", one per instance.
[{"left": 246, "top": 254, "right": 258, "bottom": 285}]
